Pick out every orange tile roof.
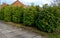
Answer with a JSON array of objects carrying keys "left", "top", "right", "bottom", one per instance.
[
  {"left": 0, "top": 0, "right": 27, "bottom": 8},
  {"left": 12, "top": 0, "right": 25, "bottom": 7}
]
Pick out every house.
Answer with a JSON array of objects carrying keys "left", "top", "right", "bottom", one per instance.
[
  {"left": 0, "top": 5, "right": 1, "bottom": 8},
  {"left": 1, "top": 3, "right": 9, "bottom": 7},
  {"left": 0, "top": 3, "right": 9, "bottom": 8},
  {"left": 12, "top": 0, "right": 25, "bottom": 7},
  {"left": 0, "top": 0, "right": 26, "bottom": 7}
]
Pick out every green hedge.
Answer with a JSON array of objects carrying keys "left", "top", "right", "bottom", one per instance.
[
  {"left": 4, "top": 6, "right": 12, "bottom": 22},
  {"left": 36, "top": 10, "right": 60, "bottom": 32},
  {"left": 23, "top": 7, "right": 35, "bottom": 26},
  {"left": 12, "top": 7, "right": 24, "bottom": 23},
  {"left": 0, "top": 7, "right": 4, "bottom": 20},
  {"left": 0, "top": 5, "right": 60, "bottom": 33}
]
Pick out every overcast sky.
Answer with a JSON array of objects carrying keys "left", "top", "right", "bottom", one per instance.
[{"left": 0, "top": 0, "right": 52, "bottom": 6}]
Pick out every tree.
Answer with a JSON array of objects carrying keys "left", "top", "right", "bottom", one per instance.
[{"left": 52, "top": 0, "right": 60, "bottom": 6}]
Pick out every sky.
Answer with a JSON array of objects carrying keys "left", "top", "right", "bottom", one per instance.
[{"left": 0, "top": 0, "right": 52, "bottom": 6}]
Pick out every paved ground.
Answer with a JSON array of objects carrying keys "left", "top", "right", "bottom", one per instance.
[{"left": 0, "top": 21, "right": 43, "bottom": 38}]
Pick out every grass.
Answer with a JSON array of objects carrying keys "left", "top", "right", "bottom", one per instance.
[{"left": 6, "top": 22, "right": 60, "bottom": 38}]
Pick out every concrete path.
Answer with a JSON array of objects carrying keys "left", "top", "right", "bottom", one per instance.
[{"left": 0, "top": 21, "right": 43, "bottom": 38}]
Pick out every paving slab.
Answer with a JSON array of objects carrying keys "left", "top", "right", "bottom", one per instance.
[{"left": 0, "top": 21, "right": 43, "bottom": 38}]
